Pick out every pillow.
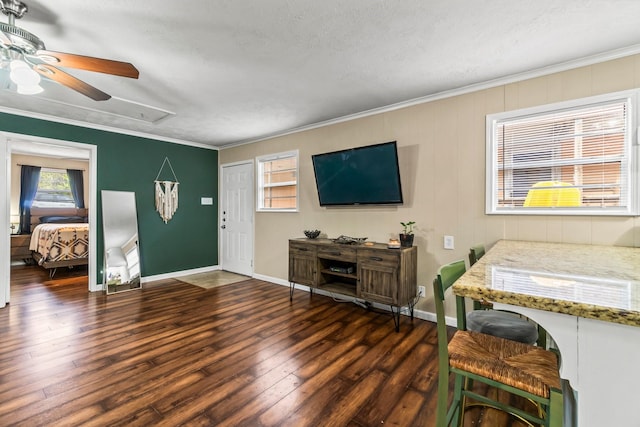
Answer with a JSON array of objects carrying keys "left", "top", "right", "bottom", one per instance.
[{"left": 39, "top": 215, "right": 87, "bottom": 224}]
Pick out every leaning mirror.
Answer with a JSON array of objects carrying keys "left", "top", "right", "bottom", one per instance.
[{"left": 101, "top": 190, "right": 141, "bottom": 294}]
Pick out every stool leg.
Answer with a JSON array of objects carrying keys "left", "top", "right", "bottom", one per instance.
[
  {"left": 537, "top": 325, "right": 547, "bottom": 348},
  {"left": 452, "top": 374, "right": 464, "bottom": 427},
  {"left": 436, "top": 370, "right": 449, "bottom": 426},
  {"left": 548, "top": 388, "right": 564, "bottom": 427}
]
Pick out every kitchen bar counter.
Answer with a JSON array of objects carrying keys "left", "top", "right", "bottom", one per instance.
[
  {"left": 453, "top": 239, "right": 640, "bottom": 326},
  {"left": 452, "top": 240, "right": 640, "bottom": 427}
]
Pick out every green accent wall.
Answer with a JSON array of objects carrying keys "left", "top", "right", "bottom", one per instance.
[{"left": 1, "top": 112, "right": 219, "bottom": 281}]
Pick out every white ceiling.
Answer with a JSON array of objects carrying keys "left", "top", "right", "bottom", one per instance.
[{"left": 2, "top": 0, "right": 640, "bottom": 149}]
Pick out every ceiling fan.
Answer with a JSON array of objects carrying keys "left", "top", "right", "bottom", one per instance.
[{"left": 0, "top": 0, "right": 138, "bottom": 101}]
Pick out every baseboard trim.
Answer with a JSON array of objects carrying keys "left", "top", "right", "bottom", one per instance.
[{"left": 141, "top": 265, "right": 221, "bottom": 283}]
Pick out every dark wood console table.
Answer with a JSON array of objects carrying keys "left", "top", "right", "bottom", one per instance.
[{"left": 288, "top": 238, "right": 417, "bottom": 331}]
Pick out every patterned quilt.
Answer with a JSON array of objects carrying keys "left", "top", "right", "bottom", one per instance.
[{"left": 29, "top": 223, "right": 89, "bottom": 264}]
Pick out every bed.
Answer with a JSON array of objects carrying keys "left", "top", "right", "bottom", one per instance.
[{"left": 28, "top": 208, "right": 89, "bottom": 278}]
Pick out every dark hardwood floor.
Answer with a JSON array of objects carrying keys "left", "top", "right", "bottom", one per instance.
[{"left": 2, "top": 264, "right": 529, "bottom": 426}]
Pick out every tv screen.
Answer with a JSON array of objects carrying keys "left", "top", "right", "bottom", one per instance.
[{"left": 312, "top": 141, "right": 403, "bottom": 206}]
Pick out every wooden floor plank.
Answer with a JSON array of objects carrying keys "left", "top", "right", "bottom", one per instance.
[
  {"left": 2, "top": 264, "right": 532, "bottom": 426},
  {"left": 312, "top": 369, "right": 388, "bottom": 427},
  {"left": 355, "top": 342, "right": 435, "bottom": 425},
  {"left": 254, "top": 346, "right": 370, "bottom": 427}
]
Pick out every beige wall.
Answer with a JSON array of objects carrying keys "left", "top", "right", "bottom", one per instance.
[
  {"left": 220, "top": 54, "right": 640, "bottom": 313},
  {"left": 10, "top": 154, "right": 90, "bottom": 220}
]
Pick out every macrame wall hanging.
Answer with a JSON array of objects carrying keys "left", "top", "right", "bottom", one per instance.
[{"left": 154, "top": 157, "right": 179, "bottom": 224}]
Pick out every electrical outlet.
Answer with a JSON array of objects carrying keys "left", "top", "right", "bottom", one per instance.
[
  {"left": 418, "top": 286, "right": 425, "bottom": 297},
  {"left": 444, "top": 235, "right": 454, "bottom": 250}
]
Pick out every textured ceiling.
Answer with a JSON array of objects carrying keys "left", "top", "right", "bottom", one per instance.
[{"left": 2, "top": 0, "right": 640, "bottom": 148}]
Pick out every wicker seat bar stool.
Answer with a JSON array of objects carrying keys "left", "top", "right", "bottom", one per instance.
[{"left": 434, "top": 260, "right": 564, "bottom": 427}]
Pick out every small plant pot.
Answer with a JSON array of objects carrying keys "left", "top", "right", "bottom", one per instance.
[{"left": 399, "top": 234, "right": 414, "bottom": 247}]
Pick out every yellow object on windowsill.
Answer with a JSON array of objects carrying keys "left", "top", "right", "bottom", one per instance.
[{"left": 523, "top": 181, "right": 581, "bottom": 207}]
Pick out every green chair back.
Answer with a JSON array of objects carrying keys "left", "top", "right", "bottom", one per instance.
[
  {"left": 468, "top": 245, "right": 486, "bottom": 311},
  {"left": 468, "top": 244, "right": 485, "bottom": 266},
  {"left": 434, "top": 259, "right": 467, "bottom": 333}
]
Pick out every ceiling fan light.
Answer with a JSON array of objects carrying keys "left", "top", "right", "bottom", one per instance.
[
  {"left": 9, "top": 58, "right": 28, "bottom": 70},
  {"left": 9, "top": 59, "right": 40, "bottom": 86},
  {"left": 16, "top": 84, "right": 43, "bottom": 95}
]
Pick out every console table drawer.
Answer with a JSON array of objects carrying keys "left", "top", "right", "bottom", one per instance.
[
  {"left": 317, "top": 246, "right": 356, "bottom": 262},
  {"left": 357, "top": 248, "right": 399, "bottom": 267},
  {"left": 290, "top": 242, "right": 316, "bottom": 257}
]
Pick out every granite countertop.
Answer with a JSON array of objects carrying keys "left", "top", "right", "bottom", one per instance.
[{"left": 452, "top": 240, "right": 640, "bottom": 327}]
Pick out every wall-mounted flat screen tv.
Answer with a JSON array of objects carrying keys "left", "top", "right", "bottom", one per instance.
[{"left": 312, "top": 141, "right": 403, "bottom": 206}]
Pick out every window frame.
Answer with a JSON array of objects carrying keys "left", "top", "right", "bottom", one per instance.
[
  {"left": 486, "top": 89, "right": 639, "bottom": 216},
  {"left": 256, "top": 150, "right": 299, "bottom": 212}
]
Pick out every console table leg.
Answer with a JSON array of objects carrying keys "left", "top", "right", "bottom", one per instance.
[
  {"left": 289, "top": 282, "right": 295, "bottom": 301},
  {"left": 408, "top": 298, "right": 416, "bottom": 320},
  {"left": 390, "top": 305, "right": 401, "bottom": 332}
]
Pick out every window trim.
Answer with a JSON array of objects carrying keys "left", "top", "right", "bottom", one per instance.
[
  {"left": 256, "top": 150, "right": 299, "bottom": 212},
  {"left": 486, "top": 89, "right": 639, "bottom": 216}
]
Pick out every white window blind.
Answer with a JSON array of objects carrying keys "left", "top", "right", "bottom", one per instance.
[
  {"left": 487, "top": 91, "right": 637, "bottom": 215},
  {"left": 257, "top": 150, "right": 298, "bottom": 212}
]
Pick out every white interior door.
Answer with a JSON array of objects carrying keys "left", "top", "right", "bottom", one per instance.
[{"left": 220, "top": 161, "right": 254, "bottom": 276}]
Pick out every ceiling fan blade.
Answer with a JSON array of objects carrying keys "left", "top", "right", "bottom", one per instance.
[
  {"left": 35, "top": 50, "right": 139, "bottom": 79},
  {"left": 34, "top": 64, "right": 111, "bottom": 101}
]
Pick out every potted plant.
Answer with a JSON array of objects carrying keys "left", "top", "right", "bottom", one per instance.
[{"left": 399, "top": 221, "right": 415, "bottom": 247}]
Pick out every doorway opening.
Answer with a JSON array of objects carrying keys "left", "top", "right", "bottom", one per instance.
[{"left": 2, "top": 133, "right": 98, "bottom": 307}]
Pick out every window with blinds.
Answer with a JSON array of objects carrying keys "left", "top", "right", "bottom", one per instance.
[
  {"left": 257, "top": 150, "right": 298, "bottom": 211},
  {"left": 486, "top": 91, "right": 638, "bottom": 215}
]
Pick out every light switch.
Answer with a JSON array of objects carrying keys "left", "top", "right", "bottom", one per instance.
[{"left": 444, "top": 235, "right": 454, "bottom": 250}]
